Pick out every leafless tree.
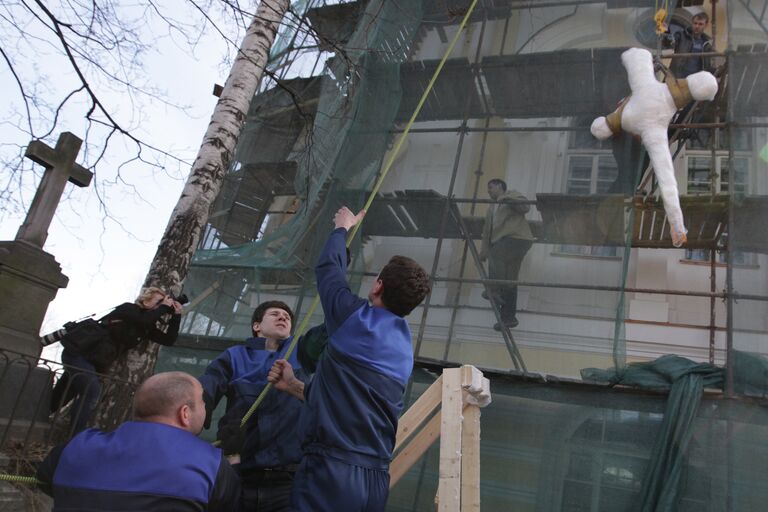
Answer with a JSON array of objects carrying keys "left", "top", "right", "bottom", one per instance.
[
  {"left": 92, "top": 0, "right": 292, "bottom": 429},
  {"left": 0, "top": 0, "right": 311, "bottom": 221}
]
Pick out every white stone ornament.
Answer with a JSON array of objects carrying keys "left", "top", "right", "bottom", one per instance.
[{"left": 591, "top": 47, "right": 718, "bottom": 247}]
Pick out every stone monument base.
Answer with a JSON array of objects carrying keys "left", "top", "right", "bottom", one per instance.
[{"left": 0, "top": 241, "right": 68, "bottom": 358}]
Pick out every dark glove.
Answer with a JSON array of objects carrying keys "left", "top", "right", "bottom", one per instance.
[
  {"left": 203, "top": 390, "right": 214, "bottom": 430},
  {"left": 219, "top": 422, "right": 246, "bottom": 457}
]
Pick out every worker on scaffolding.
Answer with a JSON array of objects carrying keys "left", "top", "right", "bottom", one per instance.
[
  {"left": 198, "top": 301, "right": 322, "bottom": 512},
  {"left": 267, "top": 206, "right": 430, "bottom": 511},
  {"left": 663, "top": 10, "right": 716, "bottom": 153},
  {"left": 664, "top": 11, "right": 713, "bottom": 79},
  {"left": 479, "top": 179, "right": 534, "bottom": 330}
]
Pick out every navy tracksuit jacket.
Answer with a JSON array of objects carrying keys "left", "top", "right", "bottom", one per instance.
[
  {"left": 37, "top": 421, "right": 240, "bottom": 511},
  {"left": 291, "top": 228, "right": 414, "bottom": 512}
]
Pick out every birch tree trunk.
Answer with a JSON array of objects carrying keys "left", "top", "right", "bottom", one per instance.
[{"left": 94, "top": 0, "right": 290, "bottom": 429}]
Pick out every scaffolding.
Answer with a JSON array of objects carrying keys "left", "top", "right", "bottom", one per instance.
[{"left": 156, "top": 0, "right": 768, "bottom": 509}]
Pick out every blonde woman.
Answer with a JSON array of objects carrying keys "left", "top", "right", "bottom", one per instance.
[{"left": 59, "top": 287, "right": 183, "bottom": 432}]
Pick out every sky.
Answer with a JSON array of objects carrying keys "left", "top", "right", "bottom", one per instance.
[{"left": 0, "top": 1, "right": 243, "bottom": 360}]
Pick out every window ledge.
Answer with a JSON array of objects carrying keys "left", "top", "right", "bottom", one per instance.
[
  {"left": 551, "top": 252, "right": 623, "bottom": 261},
  {"left": 679, "top": 259, "right": 759, "bottom": 270}
]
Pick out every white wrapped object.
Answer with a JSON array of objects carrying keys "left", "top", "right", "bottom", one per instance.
[{"left": 591, "top": 48, "right": 718, "bottom": 247}]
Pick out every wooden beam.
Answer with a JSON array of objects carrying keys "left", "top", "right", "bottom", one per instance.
[
  {"left": 461, "top": 405, "right": 481, "bottom": 511},
  {"left": 438, "top": 368, "right": 463, "bottom": 511},
  {"left": 389, "top": 411, "right": 442, "bottom": 488},
  {"left": 394, "top": 374, "right": 443, "bottom": 452},
  {"left": 461, "top": 365, "right": 492, "bottom": 408}
]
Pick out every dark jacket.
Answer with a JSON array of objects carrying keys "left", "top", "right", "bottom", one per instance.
[
  {"left": 667, "top": 27, "right": 712, "bottom": 78},
  {"left": 84, "top": 303, "right": 180, "bottom": 370},
  {"left": 298, "top": 227, "right": 413, "bottom": 468},
  {"left": 198, "top": 336, "right": 309, "bottom": 472},
  {"left": 37, "top": 421, "right": 240, "bottom": 511}
]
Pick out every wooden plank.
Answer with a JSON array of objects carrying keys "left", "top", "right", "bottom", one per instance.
[
  {"left": 394, "top": 374, "right": 443, "bottom": 452},
  {"left": 461, "top": 405, "right": 481, "bottom": 512},
  {"left": 438, "top": 368, "right": 463, "bottom": 512},
  {"left": 461, "top": 365, "right": 492, "bottom": 408},
  {"left": 389, "top": 411, "right": 442, "bottom": 488}
]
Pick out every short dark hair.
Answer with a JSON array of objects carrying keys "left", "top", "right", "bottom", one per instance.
[
  {"left": 251, "top": 300, "right": 294, "bottom": 336},
  {"left": 488, "top": 178, "right": 507, "bottom": 191},
  {"left": 692, "top": 12, "right": 709, "bottom": 23},
  {"left": 379, "top": 256, "right": 431, "bottom": 317}
]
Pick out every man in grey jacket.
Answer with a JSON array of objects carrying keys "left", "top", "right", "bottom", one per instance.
[{"left": 479, "top": 179, "right": 533, "bottom": 330}]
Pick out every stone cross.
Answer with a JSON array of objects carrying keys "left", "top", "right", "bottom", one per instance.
[{"left": 16, "top": 132, "right": 93, "bottom": 247}]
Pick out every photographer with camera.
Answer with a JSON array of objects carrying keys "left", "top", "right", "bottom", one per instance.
[{"left": 54, "top": 287, "right": 184, "bottom": 432}]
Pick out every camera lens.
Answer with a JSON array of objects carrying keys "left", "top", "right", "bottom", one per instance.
[{"left": 41, "top": 328, "right": 67, "bottom": 346}]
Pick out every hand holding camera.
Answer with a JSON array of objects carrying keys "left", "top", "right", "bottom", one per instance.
[{"left": 164, "top": 293, "right": 188, "bottom": 315}]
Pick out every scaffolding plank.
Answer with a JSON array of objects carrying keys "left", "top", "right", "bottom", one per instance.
[
  {"left": 209, "top": 162, "right": 298, "bottom": 247},
  {"left": 397, "top": 58, "right": 484, "bottom": 121},
  {"left": 306, "top": 1, "right": 368, "bottom": 52},
  {"left": 482, "top": 48, "right": 629, "bottom": 118},
  {"left": 536, "top": 193, "right": 626, "bottom": 246},
  {"left": 632, "top": 196, "right": 728, "bottom": 249},
  {"left": 361, "top": 190, "right": 484, "bottom": 238}
]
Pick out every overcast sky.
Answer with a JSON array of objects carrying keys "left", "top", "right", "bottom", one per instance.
[{"left": 0, "top": 1, "right": 243, "bottom": 360}]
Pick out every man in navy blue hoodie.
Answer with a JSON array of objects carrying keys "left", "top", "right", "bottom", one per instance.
[
  {"left": 198, "top": 301, "right": 312, "bottom": 512},
  {"left": 37, "top": 372, "right": 240, "bottom": 511},
  {"left": 268, "top": 206, "right": 431, "bottom": 512}
]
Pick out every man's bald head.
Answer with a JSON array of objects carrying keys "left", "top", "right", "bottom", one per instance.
[{"left": 132, "top": 372, "right": 206, "bottom": 434}]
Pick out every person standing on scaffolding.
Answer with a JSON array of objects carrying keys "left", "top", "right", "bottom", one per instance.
[
  {"left": 665, "top": 11, "right": 713, "bottom": 78},
  {"left": 267, "top": 206, "right": 430, "bottom": 511},
  {"left": 479, "top": 179, "right": 534, "bottom": 330},
  {"left": 663, "top": 11, "right": 715, "bottom": 148}
]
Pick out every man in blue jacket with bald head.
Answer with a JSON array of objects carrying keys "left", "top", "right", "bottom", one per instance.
[
  {"left": 37, "top": 372, "right": 240, "bottom": 511},
  {"left": 268, "top": 206, "right": 431, "bottom": 512}
]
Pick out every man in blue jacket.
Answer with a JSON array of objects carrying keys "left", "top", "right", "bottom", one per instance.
[
  {"left": 37, "top": 371, "right": 240, "bottom": 511},
  {"left": 268, "top": 206, "right": 431, "bottom": 512},
  {"left": 198, "top": 301, "right": 311, "bottom": 512}
]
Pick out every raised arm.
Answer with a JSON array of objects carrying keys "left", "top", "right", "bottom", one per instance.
[
  {"left": 105, "top": 302, "right": 181, "bottom": 346},
  {"left": 315, "top": 207, "right": 367, "bottom": 335},
  {"left": 198, "top": 351, "right": 234, "bottom": 429}
]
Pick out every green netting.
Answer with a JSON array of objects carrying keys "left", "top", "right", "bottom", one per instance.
[
  {"left": 154, "top": 1, "right": 768, "bottom": 510},
  {"left": 169, "top": 0, "right": 655, "bottom": 379},
  {"left": 727, "top": 0, "right": 768, "bottom": 398},
  {"left": 389, "top": 366, "right": 768, "bottom": 512}
]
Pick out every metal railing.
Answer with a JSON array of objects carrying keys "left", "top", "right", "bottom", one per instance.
[{"left": 0, "top": 347, "right": 136, "bottom": 464}]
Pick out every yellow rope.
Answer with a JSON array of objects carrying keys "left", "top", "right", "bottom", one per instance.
[
  {"left": 1, "top": 0, "right": 484, "bottom": 477},
  {"left": 239, "top": 0, "right": 480, "bottom": 427},
  {"left": 0, "top": 473, "right": 40, "bottom": 485}
]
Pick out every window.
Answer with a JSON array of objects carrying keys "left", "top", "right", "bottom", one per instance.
[
  {"left": 560, "top": 410, "right": 667, "bottom": 512},
  {"left": 566, "top": 155, "right": 619, "bottom": 195},
  {"left": 560, "top": 134, "right": 623, "bottom": 258},
  {"left": 684, "top": 235, "right": 756, "bottom": 266},
  {"left": 686, "top": 155, "right": 748, "bottom": 195}
]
